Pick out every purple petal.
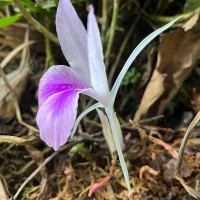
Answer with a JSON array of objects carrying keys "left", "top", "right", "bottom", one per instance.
[
  {"left": 36, "top": 65, "right": 91, "bottom": 150},
  {"left": 36, "top": 90, "right": 79, "bottom": 150},
  {"left": 87, "top": 5, "right": 111, "bottom": 106},
  {"left": 38, "top": 65, "right": 90, "bottom": 107},
  {"left": 56, "top": 0, "right": 90, "bottom": 83}
]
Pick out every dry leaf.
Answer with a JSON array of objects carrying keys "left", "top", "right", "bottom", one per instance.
[
  {"left": 0, "top": 31, "right": 32, "bottom": 121},
  {"left": 0, "top": 24, "right": 44, "bottom": 52},
  {"left": 134, "top": 29, "right": 200, "bottom": 121},
  {"left": 0, "top": 135, "right": 36, "bottom": 144},
  {"left": 0, "top": 174, "right": 10, "bottom": 200},
  {"left": 0, "top": 66, "right": 29, "bottom": 121},
  {"left": 182, "top": 14, "right": 199, "bottom": 31},
  {"left": 0, "top": 179, "right": 9, "bottom": 200}
]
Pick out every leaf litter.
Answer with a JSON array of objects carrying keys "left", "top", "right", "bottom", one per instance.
[
  {"left": 1, "top": 1, "right": 200, "bottom": 200},
  {"left": 135, "top": 23, "right": 200, "bottom": 121}
]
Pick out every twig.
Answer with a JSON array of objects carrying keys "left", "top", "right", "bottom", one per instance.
[
  {"left": 13, "top": 160, "right": 35, "bottom": 175},
  {"left": 139, "top": 165, "right": 159, "bottom": 178},
  {"left": 130, "top": 120, "right": 178, "bottom": 159},
  {"left": 174, "top": 111, "right": 200, "bottom": 199},
  {"left": 0, "top": 135, "right": 36, "bottom": 144},
  {"left": 155, "top": 6, "right": 200, "bottom": 23},
  {"left": 0, "top": 66, "right": 39, "bottom": 133},
  {"left": 13, "top": 141, "right": 82, "bottom": 200},
  {"left": 139, "top": 115, "right": 164, "bottom": 124},
  {"left": 88, "top": 165, "right": 115, "bottom": 197},
  {"left": 12, "top": 0, "right": 59, "bottom": 45},
  {"left": 105, "top": 0, "right": 119, "bottom": 67},
  {"left": 25, "top": 145, "right": 48, "bottom": 199},
  {"left": 0, "top": 41, "right": 34, "bottom": 69}
]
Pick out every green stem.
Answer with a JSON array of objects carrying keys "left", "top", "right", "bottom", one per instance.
[
  {"left": 155, "top": 6, "right": 200, "bottom": 23},
  {"left": 105, "top": 0, "right": 119, "bottom": 67},
  {"left": 101, "top": 0, "right": 108, "bottom": 46},
  {"left": 108, "top": 0, "right": 150, "bottom": 85},
  {"left": 44, "top": 17, "right": 55, "bottom": 69},
  {"left": 13, "top": 0, "right": 59, "bottom": 45}
]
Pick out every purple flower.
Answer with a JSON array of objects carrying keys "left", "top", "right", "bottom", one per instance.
[
  {"left": 36, "top": 0, "right": 112, "bottom": 150},
  {"left": 36, "top": 0, "right": 179, "bottom": 192}
]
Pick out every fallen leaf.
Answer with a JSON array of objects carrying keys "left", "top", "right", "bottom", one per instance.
[
  {"left": 0, "top": 31, "right": 33, "bottom": 121},
  {"left": 182, "top": 14, "right": 199, "bottom": 31},
  {"left": 134, "top": 28, "right": 200, "bottom": 121},
  {"left": 0, "top": 66, "right": 29, "bottom": 121},
  {"left": 0, "top": 135, "right": 36, "bottom": 144},
  {"left": 0, "top": 24, "right": 44, "bottom": 52},
  {"left": 0, "top": 175, "right": 9, "bottom": 200}
]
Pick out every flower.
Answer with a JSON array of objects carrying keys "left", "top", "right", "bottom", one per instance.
[
  {"left": 36, "top": 0, "right": 112, "bottom": 151},
  {"left": 36, "top": 0, "right": 180, "bottom": 193}
]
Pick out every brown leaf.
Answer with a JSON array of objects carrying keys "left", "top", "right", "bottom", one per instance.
[
  {"left": 0, "top": 66, "right": 29, "bottom": 121},
  {"left": 0, "top": 135, "right": 36, "bottom": 144},
  {"left": 0, "top": 24, "right": 44, "bottom": 52},
  {"left": 0, "top": 31, "right": 33, "bottom": 121},
  {"left": 0, "top": 177, "right": 9, "bottom": 200},
  {"left": 134, "top": 29, "right": 200, "bottom": 121},
  {"left": 182, "top": 14, "right": 199, "bottom": 31}
]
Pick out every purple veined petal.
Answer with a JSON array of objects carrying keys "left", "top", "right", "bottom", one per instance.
[
  {"left": 56, "top": 0, "right": 90, "bottom": 83},
  {"left": 36, "top": 90, "right": 79, "bottom": 150},
  {"left": 38, "top": 65, "right": 91, "bottom": 107},
  {"left": 36, "top": 65, "right": 92, "bottom": 150},
  {"left": 87, "top": 5, "right": 112, "bottom": 106}
]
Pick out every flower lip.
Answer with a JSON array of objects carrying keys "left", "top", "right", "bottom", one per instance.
[
  {"left": 58, "top": 83, "right": 82, "bottom": 91},
  {"left": 36, "top": 64, "right": 95, "bottom": 150}
]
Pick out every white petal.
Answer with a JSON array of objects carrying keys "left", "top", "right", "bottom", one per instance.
[
  {"left": 87, "top": 5, "right": 111, "bottom": 106},
  {"left": 56, "top": 0, "right": 90, "bottom": 82},
  {"left": 97, "top": 108, "right": 116, "bottom": 154}
]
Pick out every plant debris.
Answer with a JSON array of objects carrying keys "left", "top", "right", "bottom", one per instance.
[{"left": 0, "top": 0, "right": 200, "bottom": 199}]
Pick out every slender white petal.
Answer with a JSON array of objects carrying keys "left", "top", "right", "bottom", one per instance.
[
  {"left": 87, "top": 5, "right": 111, "bottom": 106},
  {"left": 70, "top": 102, "right": 102, "bottom": 139},
  {"left": 111, "top": 17, "right": 180, "bottom": 102},
  {"left": 56, "top": 0, "right": 90, "bottom": 82},
  {"left": 112, "top": 111, "right": 125, "bottom": 150},
  {"left": 97, "top": 109, "right": 116, "bottom": 154},
  {"left": 106, "top": 108, "right": 131, "bottom": 194}
]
